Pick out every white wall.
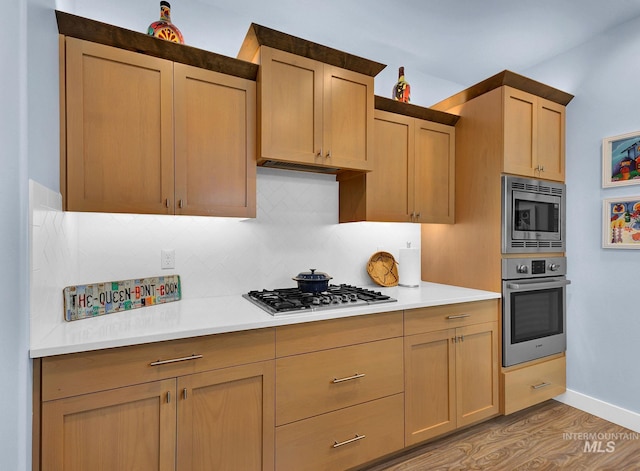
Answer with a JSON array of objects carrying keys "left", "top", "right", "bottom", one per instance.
[
  {"left": 30, "top": 172, "right": 420, "bottom": 346},
  {"left": 524, "top": 17, "right": 640, "bottom": 415}
]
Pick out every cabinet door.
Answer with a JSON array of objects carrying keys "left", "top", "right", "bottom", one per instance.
[
  {"left": 503, "top": 87, "right": 537, "bottom": 178},
  {"left": 404, "top": 329, "right": 456, "bottom": 446},
  {"left": 64, "top": 38, "right": 174, "bottom": 214},
  {"left": 366, "top": 110, "right": 414, "bottom": 221},
  {"left": 455, "top": 321, "right": 499, "bottom": 428},
  {"left": 323, "top": 65, "right": 374, "bottom": 171},
  {"left": 414, "top": 119, "right": 455, "bottom": 223},
  {"left": 174, "top": 64, "right": 256, "bottom": 217},
  {"left": 536, "top": 98, "right": 565, "bottom": 182},
  {"left": 177, "top": 361, "right": 275, "bottom": 471},
  {"left": 258, "top": 47, "right": 323, "bottom": 166},
  {"left": 41, "top": 379, "right": 176, "bottom": 471}
]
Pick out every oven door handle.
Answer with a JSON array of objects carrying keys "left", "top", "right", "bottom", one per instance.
[{"left": 506, "top": 279, "right": 571, "bottom": 290}]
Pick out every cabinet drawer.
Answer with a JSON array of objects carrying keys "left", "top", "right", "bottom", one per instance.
[
  {"left": 42, "top": 328, "right": 275, "bottom": 401},
  {"left": 502, "top": 355, "right": 566, "bottom": 415},
  {"left": 276, "top": 337, "right": 403, "bottom": 425},
  {"left": 276, "top": 311, "right": 403, "bottom": 357},
  {"left": 405, "top": 300, "right": 498, "bottom": 336},
  {"left": 276, "top": 393, "right": 404, "bottom": 471}
]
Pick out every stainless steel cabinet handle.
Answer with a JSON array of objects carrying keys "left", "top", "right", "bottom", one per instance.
[
  {"left": 332, "top": 373, "right": 365, "bottom": 384},
  {"left": 167, "top": 391, "right": 171, "bottom": 403},
  {"left": 532, "top": 382, "right": 551, "bottom": 390},
  {"left": 183, "top": 388, "right": 188, "bottom": 400},
  {"left": 333, "top": 434, "right": 366, "bottom": 448},
  {"left": 178, "top": 199, "right": 184, "bottom": 209},
  {"left": 326, "top": 150, "right": 332, "bottom": 158},
  {"left": 165, "top": 198, "right": 170, "bottom": 208},
  {"left": 150, "top": 354, "right": 203, "bottom": 366},
  {"left": 447, "top": 314, "right": 471, "bottom": 319}
]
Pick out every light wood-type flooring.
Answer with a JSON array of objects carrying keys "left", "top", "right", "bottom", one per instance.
[{"left": 359, "top": 400, "right": 640, "bottom": 471}]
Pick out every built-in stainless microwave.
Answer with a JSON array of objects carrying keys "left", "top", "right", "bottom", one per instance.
[{"left": 501, "top": 175, "right": 566, "bottom": 253}]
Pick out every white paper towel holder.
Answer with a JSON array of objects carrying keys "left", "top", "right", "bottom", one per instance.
[{"left": 398, "top": 242, "right": 421, "bottom": 288}]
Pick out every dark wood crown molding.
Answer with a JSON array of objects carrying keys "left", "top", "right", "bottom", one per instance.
[
  {"left": 431, "top": 70, "right": 574, "bottom": 111},
  {"left": 237, "top": 23, "right": 386, "bottom": 77},
  {"left": 55, "top": 10, "right": 258, "bottom": 81},
  {"left": 375, "top": 96, "right": 460, "bottom": 126}
]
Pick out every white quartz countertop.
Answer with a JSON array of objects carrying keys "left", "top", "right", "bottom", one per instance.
[{"left": 30, "top": 282, "right": 500, "bottom": 358}]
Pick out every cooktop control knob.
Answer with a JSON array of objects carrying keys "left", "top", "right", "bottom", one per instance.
[
  {"left": 516, "top": 264, "right": 529, "bottom": 274},
  {"left": 548, "top": 263, "right": 560, "bottom": 271}
]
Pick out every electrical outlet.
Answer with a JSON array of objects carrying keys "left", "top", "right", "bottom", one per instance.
[{"left": 161, "top": 249, "right": 175, "bottom": 269}]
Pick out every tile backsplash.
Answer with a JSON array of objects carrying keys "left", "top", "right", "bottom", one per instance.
[{"left": 29, "top": 168, "right": 420, "bottom": 344}]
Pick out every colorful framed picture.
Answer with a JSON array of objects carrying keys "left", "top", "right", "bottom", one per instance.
[
  {"left": 602, "top": 131, "right": 640, "bottom": 187},
  {"left": 603, "top": 197, "right": 640, "bottom": 248}
]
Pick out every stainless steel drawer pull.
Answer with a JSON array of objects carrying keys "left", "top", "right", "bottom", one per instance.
[
  {"left": 150, "top": 354, "right": 203, "bottom": 366},
  {"left": 333, "top": 434, "right": 366, "bottom": 448},
  {"left": 532, "top": 382, "right": 551, "bottom": 390},
  {"left": 332, "top": 373, "right": 365, "bottom": 384},
  {"left": 447, "top": 314, "right": 470, "bottom": 319},
  {"left": 183, "top": 388, "right": 188, "bottom": 400},
  {"left": 166, "top": 391, "right": 171, "bottom": 403}
]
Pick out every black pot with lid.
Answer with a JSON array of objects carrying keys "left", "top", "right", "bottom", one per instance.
[{"left": 292, "top": 268, "right": 333, "bottom": 293}]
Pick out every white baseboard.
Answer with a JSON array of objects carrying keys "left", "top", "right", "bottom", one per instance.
[{"left": 555, "top": 389, "right": 640, "bottom": 433}]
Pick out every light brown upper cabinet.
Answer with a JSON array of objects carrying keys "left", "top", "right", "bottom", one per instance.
[
  {"left": 174, "top": 63, "right": 256, "bottom": 217},
  {"left": 237, "top": 23, "right": 385, "bottom": 174},
  {"left": 61, "top": 36, "right": 256, "bottom": 217},
  {"left": 503, "top": 86, "right": 565, "bottom": 182},
  {"left": 339, "top": 98, "right": 457, "bottom": 223},
  {"left": 257, "top": 47, "right": 373, "bottom": 172}
]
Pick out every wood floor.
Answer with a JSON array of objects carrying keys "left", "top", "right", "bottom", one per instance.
[{"left": 359, "top": 400, "right": 640, "bottom": 471}]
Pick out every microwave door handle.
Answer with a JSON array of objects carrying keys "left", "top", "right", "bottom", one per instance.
[{"left": 507, "top": 279, "right": 571, "bottom": 290}]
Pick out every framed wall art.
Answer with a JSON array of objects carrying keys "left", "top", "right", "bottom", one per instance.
[
  {"left": 602, "top": 131, "right": 640, "bottom": 187},
  {"left": 603, "top": 196, "right": 640, "bottom": 248}
]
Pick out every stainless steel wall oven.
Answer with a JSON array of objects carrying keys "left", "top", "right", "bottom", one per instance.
[{"left": 502, "top": 256, "right": 570, "bottom": 367}]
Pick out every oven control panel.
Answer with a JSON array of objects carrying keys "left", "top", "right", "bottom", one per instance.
[{"left": 502, "top": 256, "right": 567, "bottom": 280}]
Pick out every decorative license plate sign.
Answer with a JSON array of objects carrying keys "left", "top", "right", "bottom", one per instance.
[{"left": 63, "top": 275, "right": 181, "bottom": 321}]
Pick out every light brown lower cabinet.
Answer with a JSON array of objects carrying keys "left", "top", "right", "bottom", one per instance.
[
  {"left": 275, "top": 393, "right": 404, "bottom": 471},
  {"left": 41, "top": 360, "right": 274, "bottom": 471},
  {"left": 404, "top": 301, "right": 500, "bottom": 446},
  {"left": 38, "top": 329, "right": 275, "bottom": 471},
  {"left": 42, "top": 379, "right": 178, "bottom": 470},
  {"left": 502, "top": 354, "right": 566, "bottom": 415},
  {"left": 37, "top": 304, "right": 505, "bottom": 471},
  {"left": 274, "top": 312, "right": 405, "bottom": 471},
  {"left": 42, "top": 361, "right": 274, "bottom": 471}
]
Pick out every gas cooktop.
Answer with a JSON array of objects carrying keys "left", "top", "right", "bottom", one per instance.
[{"left": 243, "top": 284, "right": 397, "bottom": 316}]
